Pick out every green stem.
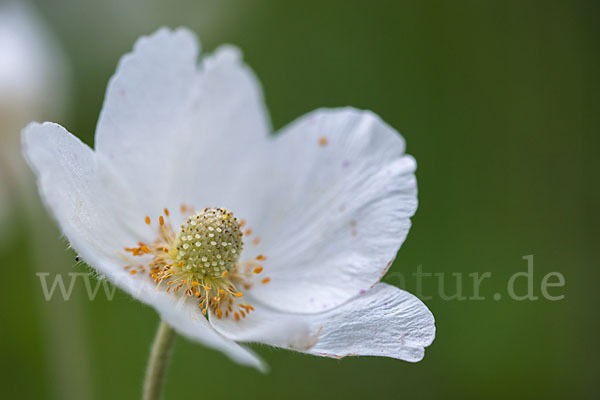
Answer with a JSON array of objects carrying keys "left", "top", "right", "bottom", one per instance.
[{"left": 143, "top": 320, "right": 176, "bottom": 400}]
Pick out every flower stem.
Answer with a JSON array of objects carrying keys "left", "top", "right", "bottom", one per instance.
[{"left": 143, "top": 320, "right": 176, "bottom": 400}]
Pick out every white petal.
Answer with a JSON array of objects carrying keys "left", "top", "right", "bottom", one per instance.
[
  {"left": 95, "top": 28, "right": 270, "bottom": 220},
  {"left": 22, "top": 122, "right": 266, "bottom": 371},
  {"left": 307, "top": 283, "right": 435, "bottom": 361},
  {"left": 208, "top": 295, "right": 318, "bottom": 352},
  {"left": 246, "top": 108, "right": 417, "bottom": 313},
  {"left": 174, "top": 44, "right": 271, "bottom": 214},
  {"left": 22, "top": 122, "right": 150, "bottom": 266},
  {"left": 209, "top": 284, "right": 434, "bottom": 362},
  {"left": 95, "top": 27, "right": 199, "bottom": 216}
]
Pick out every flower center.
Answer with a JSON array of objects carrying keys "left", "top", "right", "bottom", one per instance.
[
  {"left": 175, "top": 208, "right": 243, "bottom": 278},
  {"left": 122, "top": 206, "right": 270, "bottom": 320}
]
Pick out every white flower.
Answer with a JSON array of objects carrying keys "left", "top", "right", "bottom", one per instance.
[
  {"left": 0, "top": 0, "right": 69, "bottom": 123},
  {"left": 1, "top": 0, "right": 70, "bottom": 227},
  {"left": 22, "top": 28, "right": 435, "bottom": 371}
]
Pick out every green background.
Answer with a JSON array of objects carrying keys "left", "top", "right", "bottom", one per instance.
[{"left": 1, "top": 0, "right": 597, "bottom": 399}]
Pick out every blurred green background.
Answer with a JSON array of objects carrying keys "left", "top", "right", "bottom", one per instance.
[{"left": 1, "top": 0, "right": 597, "bottom": 399}]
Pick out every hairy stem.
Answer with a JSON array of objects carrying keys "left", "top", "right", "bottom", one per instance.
[{"left": 143, "top": 320, "right": 176, "bottom": 400}]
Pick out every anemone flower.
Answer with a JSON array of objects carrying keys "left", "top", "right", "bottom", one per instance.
[{"left": 23, "top": 27, "right": 435, "bottom": 399}]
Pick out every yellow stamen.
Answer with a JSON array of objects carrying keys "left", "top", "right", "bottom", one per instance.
[{"left": 125, "top": 207, "right": 266, "bottom": 321}]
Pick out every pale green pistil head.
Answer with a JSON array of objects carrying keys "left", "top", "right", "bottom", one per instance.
[{"left": 175, "top": 208, "right": 244, "bottom": 278}]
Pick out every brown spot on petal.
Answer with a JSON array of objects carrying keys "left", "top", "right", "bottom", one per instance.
[
  {"left": 379, "top": 260, "right": 395, "bottom": 280},
  {"left": 318, "top": 136, "right": 328, "bottom": 147}
]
